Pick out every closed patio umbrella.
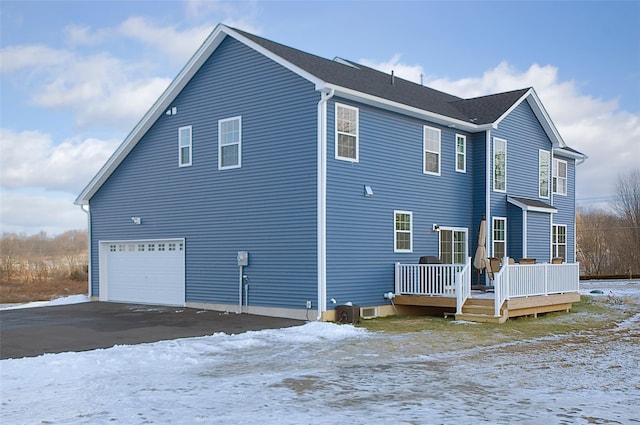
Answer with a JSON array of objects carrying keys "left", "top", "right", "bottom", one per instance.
[{"left": 473, "top": 215, "right": 488, "bottom": 273}]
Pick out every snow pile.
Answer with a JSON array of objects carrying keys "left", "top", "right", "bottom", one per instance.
[{"left": 0, "top": 294, "right": 89, "bottom": 311}]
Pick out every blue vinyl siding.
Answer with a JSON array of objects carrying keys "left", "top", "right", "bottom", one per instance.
[
  {"left": 507, "top": 205, "right": 523, "bottom": 261},
  {"left": 89, "top": 36, "right": 319, "bottom": 308},
  {"left": 325, "top": 99, "right": 475, "bottom": 307},
  {"left": 527, "top": 212, "right": 552, "bottom": 262}
]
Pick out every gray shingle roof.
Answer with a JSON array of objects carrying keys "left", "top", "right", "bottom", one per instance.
[{"left": 233, "top": 27, "right": 526, "bottom": 125}]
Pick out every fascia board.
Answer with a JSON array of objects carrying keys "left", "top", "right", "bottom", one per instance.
[
  {"left": 321, "top": 84, "right": 488, "bottom": 132},
  {"left": 553, "top": 147, "right": 587, "bottom": 161},
  {"left": 75, "top": 25, "right": 232, "bottom": 205},
  {"left": 507, "top": 197, "right": 558, "bottom": 214}
]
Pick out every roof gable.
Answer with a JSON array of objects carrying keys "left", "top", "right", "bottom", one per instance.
[{"left": 75, "top": 24, "right": 583, "bottom": 205}]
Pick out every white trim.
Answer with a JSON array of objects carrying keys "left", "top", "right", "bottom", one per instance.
[
  {"left": 423, "top": 126, "right": 441, "bottom": 176},
  {"left": 539, "top": 149, "right": 550, "bottom": 199},
  {"left": 455, "top": 134, "right": 466, "bottom": 173},
  {"left": 493, "top": 137, "right": 507, "bottom": 193},
  {"left": 394, "top": 210, "right": 413, "bottom": 253},
  {"left": 522, "top": 209, "right": 528, "bottom": 258},
  {"left": 485, "top": 130, "right": 491, "bottom": 283},
  {"left": 178, "top": 125, "right": 192, "bottom": 167},
  {"left": 317, "top": 88, "right": 334, "bottom": 319},
  {"left": 507, "top": 197, "right": 558, "bottom": 214},
  {"left": 334, "top": 103, "right": 359, "bottom": 162},
  {"left": 492, "top": 217, "right": 507, "bottom": 259},
  {"left": 218, "top": 116, "right": 242, "bottom": 170}
]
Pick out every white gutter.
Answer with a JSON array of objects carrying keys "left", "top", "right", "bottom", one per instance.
[
  {"left": 316, "top": 87, "right": 334, "bottom": 321},
  {"left": 79, "top": 204, "right": 92, "bottom": 298}
]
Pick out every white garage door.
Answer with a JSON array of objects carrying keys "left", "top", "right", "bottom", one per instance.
[{"left": 100, "top": 239, "right": 185, "bottom": 306}]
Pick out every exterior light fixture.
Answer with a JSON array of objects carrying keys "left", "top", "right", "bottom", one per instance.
[
  {"left": 432, "top": 224, "right": 440, "bottom": 232},
  {"left": 364, "top": 185, "right": 374, "bottom": 197},
  {"left": 131, "top": 217, "right": 141, "bottom": 225}
]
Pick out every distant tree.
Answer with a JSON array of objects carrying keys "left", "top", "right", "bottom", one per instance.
[{"left": 613, "top": 168, "right": 640, "bottom": 274}]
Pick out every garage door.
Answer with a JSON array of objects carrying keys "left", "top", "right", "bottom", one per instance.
[{"left": 100, "top": 239, "right": 185, "bottom": 306}]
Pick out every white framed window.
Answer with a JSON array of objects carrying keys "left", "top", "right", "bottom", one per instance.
[
  {"left": 552, "top": 224, "right": 567, "bottom": 260},
  {"left": 553, "top": 158, "right": 567, "bottom": 195},
  {"left": 394, "top": 211, "right": 413, "bottom": 252},
  {"left": 423, "top": 126, "right": 441, "bottom": 175},
  {"left": 492, "top": 217, "right": 506, "bottom": 260},
  {"left": 493, "top": 138, "right": 506, "bottom": 192},
  {"left": 439, "top": 227, "right": 468, "bottom": 264},
  {"left": 178, "top": 126, "right": 192, "bottom": 167},
  {"left": 539, "top": 149, "right": 550, "bottom": 198},
  {"left": 455, "top": 134, "right": 466, "bottom": 173},
  {"left": 218, "top": 116, "right": 242, "bottom": 170},
  {"left": 335, "top": 103, "right": 359, "bottom": 161}
]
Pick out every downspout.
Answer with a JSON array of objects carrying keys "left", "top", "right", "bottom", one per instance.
[
  {"left": 485, "top": 130, "right": 492, "bottom": 284},
  {"left": 317, "top": 87, "right": 334, "bottom": 321},
  {"left": 79, "top": 204, "right": 92, "bottom": 299}
]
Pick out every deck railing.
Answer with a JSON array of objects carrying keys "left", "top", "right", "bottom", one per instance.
[
  {"left": 395, "top": 259, "right": 580, "bottom": 318},
  {"left": 485, "top": 260, "right": 581, "bottom": 316}
]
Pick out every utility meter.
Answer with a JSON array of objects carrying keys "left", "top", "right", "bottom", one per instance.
[{"left": 237, "top": 251, "right": 249, "bottom": 266}]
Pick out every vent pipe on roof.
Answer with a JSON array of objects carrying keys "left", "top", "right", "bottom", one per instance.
[
  {"left": 420, "top": 73, "right": 424, "bottom": 86},
  {"left": 391, "top": 70, "right": 395, "bottom": 86}
]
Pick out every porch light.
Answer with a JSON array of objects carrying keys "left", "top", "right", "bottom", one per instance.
[
  {"left": 131, "top": 217, "right": 141, "bottom": 225},
  {"left": 364, "top": 185, "right": 374, "bottom": 197},
  {"left": 433, "top": 224, "right": 440, "bottom": 232}
]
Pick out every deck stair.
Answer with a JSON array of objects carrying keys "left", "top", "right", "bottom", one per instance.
[{"left": 453, "top": 298, "right": 507, "bottom": 324}]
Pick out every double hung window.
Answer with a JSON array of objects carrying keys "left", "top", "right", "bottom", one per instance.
[
  {"left": 394, "top": 211, "right": 413, "bottom": 252},
  {"left": 455, "top": 134, "right": 466, "bottom": 173},
  {"left": 335, "top": 104, "right": 358, "bottom": 161},
  {"left": 493, "top": 138, "right": 506, "bottom": 192},
  {"left": 219, "top": 116, "right": 242, "bottom": 169},
  {"left": 178, "top": 126, "right": 192, "bottom": 167},
  {"left": 552, "top": 224, "right": 567, "bottom": 259},
  {"left": 423, "top": 126, "right": 441, "bottom": 175},
  {"left": 553, "top": 158, "right": 567, "bottom": 195}
]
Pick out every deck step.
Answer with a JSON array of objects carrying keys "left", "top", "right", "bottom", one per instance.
[
  {"left": 454, "top": 312, "right": 507, "bottom": 324},
  {"left": 461, "top": 304, "right": 495, "bottom": 315}
]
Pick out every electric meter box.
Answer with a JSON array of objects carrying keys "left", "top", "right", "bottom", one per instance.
[{"left": 237, "top": 251, "right": 249, "bottom": 266}]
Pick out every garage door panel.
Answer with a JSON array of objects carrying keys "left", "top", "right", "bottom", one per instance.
[{"left": 101, "top": 240, "right": 185, "bottom": 306}]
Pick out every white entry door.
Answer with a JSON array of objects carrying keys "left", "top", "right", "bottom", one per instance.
[{"left": 100, "top": 239, "right": 185, "bottom": 306}]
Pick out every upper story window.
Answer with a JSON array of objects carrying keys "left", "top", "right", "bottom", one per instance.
[
  {"left": 394, "top": 211, "right": 413, "bottom": 252},
  {"left": 335, "top": 103, "right": 358, "bottom": 162},
  {"left": 553, "top": 158, "right": 567, "bottom": 195},
  {"left": 178, "top": 126, "right": 192, "bottom": 167},
  {"left": 219, "top": 116, "right": 242, "bottom": 170},
  {"left": 423, "top": 126, "right": 441, "bottom": 175},
  {"left": 539, "top": 150, "right": 550, "bottom": 198},
  {"left": 455, "top": 134, "right": 466, "bottom": 173},
  {"left": 493, "top": 217, "right": 506, "bottom": 259},
  {"left": 493, "top": 138, "right": 507, "bottom": 192}
]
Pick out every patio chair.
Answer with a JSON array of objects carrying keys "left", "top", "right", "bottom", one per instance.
[
  {"left": 551, "top": 257, "right": 564, "bottom": 264},
  {"left": 487, "top": 257, "right": 502, "bottom": 280},
  {"left": 519, "top": 258, "right": 536, "bottom": 264}
]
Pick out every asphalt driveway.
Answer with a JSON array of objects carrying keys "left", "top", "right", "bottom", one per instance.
[{"left": 0, "top": 302, "right": 304, "bottom": 359}]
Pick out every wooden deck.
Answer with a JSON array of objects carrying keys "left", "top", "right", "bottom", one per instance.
[{"left": 394, "top": 292, "right": 581, "bottom": 323}]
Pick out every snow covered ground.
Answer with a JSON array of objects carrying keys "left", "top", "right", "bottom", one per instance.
[{"left": 1, "top": 281, "right": 638, "bottom": 424}]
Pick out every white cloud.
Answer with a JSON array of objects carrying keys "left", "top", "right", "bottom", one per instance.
[
  {"left": 184, "top": 0, "right": 262, "bottom": 34},
  {"left": 0, "top": 45, "right": 72, "bottom": 73},
  {"left": 0, "top": 189, "right": 87, "bottom": 236},
  {"left": 363, "top": 58, "right": 640, "bottom": 206},
  {"left": 118, "top": 17, "right": 213, "bottom": 63},
  {"left": 0, "top": 129, "right": 120, "bottom": 193},
  {"left": 63, "top": 24, "right": 110, "bottom": 45},
  {"left": 360, "top": 54, "right": 426, "bottom": 85}
]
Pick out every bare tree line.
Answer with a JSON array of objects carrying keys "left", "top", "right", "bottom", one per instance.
[
  {"left": 0, "top": 230, "right": 88, "bottom": 283},
  {"left": 577, "top": 168, "right": 640, "bottom": 277}
]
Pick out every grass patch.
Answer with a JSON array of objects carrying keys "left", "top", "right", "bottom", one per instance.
[
  {"left": 0, "top": 279, "right": 87, "bottom": 304},
  {"left": 355, "top": 296, "right": 639, "bottom": 351}
]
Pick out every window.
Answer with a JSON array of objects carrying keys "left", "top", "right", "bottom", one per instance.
[
  {"left": 394, "top": 211, "right": 412, "bottom": 252},
  {"left": 552, "top": 224, "right": 567, "bottom": 260},
  {"left": 423, "top": 126, "right": 441, "bottom": 175},
  {"left": 455, "top": 134, "right": 466, "bottom": 172},
  {"left": 178, "top": 126, "right": 192, "bottom": 167},
  {"left": 553, "top": 158, "right": 567, "bottom": 195},
  {"left": 539, "top": 150, "right": 550, "bottom": 198},
  {"left": 335, "top": 103, "right": 358, "bottom": 161},
  {"left": 493, "top": 138, "right": 506, "bottom": 192},
  {"left": 219, "top": 116, "right": 242, "bottom": 169},
  {"left": 439, "top": 228, "right": 467, "bottom": 264},
  {"left": 493, "top": 218, "right": 506, "bottom": 260}
]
